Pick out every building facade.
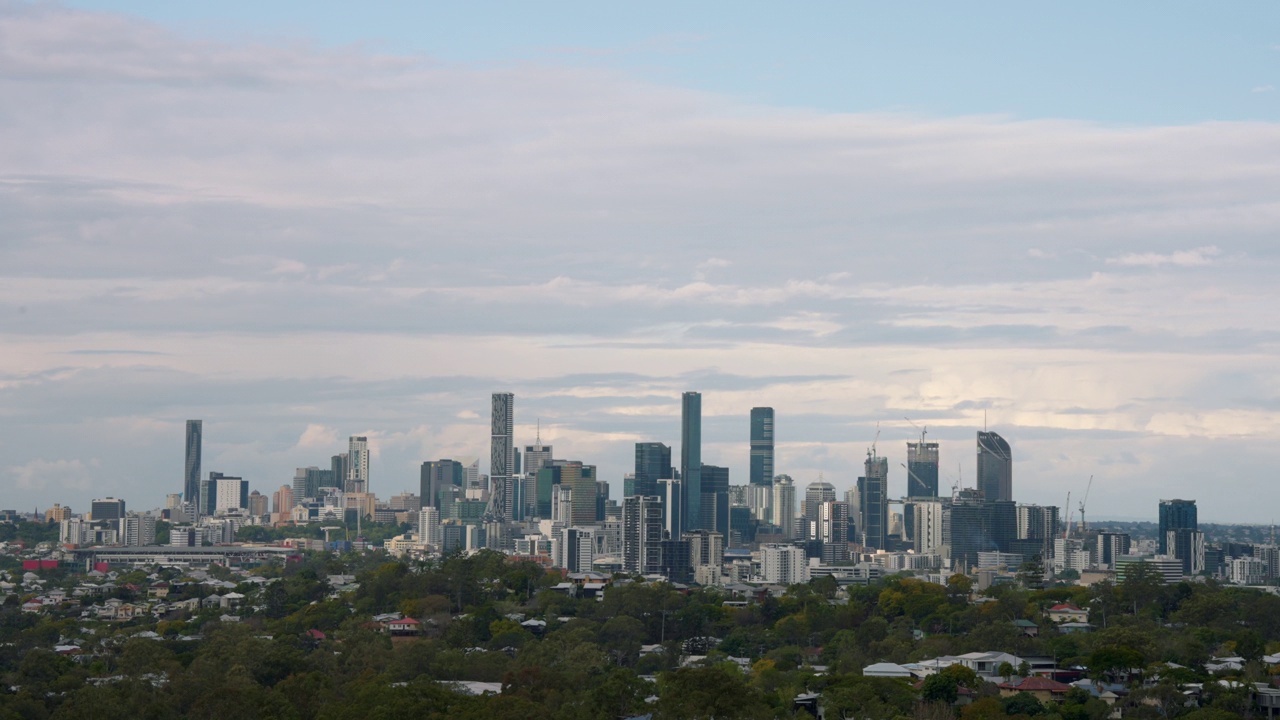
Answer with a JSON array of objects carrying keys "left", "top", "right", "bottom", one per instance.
[
  {"left": 976, "top": 431, "right": 1012, "bottom": 502},
  {"left": 749, "top": 407, "right": 774, "bottom": 487}
]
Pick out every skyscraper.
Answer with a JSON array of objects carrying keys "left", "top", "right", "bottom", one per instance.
[
  {"left": 623, "top": 494, "right": 665, "bottom": 575},
  {"left": 700, "top": 464, "right": 730, "bottom": 537},
  {"left": 184, "top": 420, "right": 202, "bottom": 508},
  {"left": 802, "top": 479, "right": 837, "bottom": 530},
  {"left": 420, "top": 460, "right": 465, "bottom": 510},
  {"left": 859, "top": 453, "right": 889, "bottom": 549},
  {"left": 347, "top": 436, "right": 369, "bottom": 494},
  {"left": 633, "top": 442, "right": 673, "bottom": 498},
  {"left": 906, "top": 441, "right": 939, "bottom": 498},
  {"left": 490, "top": 392, "right": 516, "bottom": 520},
  {"left": 1158, "top": 499, "right": 1198, "bottom": 555},
  {"left": 524, "top": 434, "right": 553, "bottom": 483},
  {"left": 658, "top": 478, "right": 682, "bottom": 540},
  {"left": 772, "top": 474, "right": 796, "bottom": 540},
  {"left": 749, "top": 407, "right": 774, "bottom": 487},
  {"left": 91, "top": 497, "right": 126, "bottom": 522},
  {"left": 680, "top": 391, "right": 702, "bottom": 531},
  {"left": 976, "top": 431, "right": 1012, "bottom": 502}
]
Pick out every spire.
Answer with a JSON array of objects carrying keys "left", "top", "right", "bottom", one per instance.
[{"left": 536, "top": 418, "right": 541, "bottom": 445}]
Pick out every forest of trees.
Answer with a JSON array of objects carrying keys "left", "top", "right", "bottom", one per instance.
[{"left": 3, "top": 548, "right": 1280, "bottom": 719}]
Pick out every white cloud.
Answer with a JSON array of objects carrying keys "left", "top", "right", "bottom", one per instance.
[
  {"left": 10, "top": 458, "right": 99, "bottom": 491},
  {"left": 1104, "top": 245, "right": 1223, "bottom": 268},
  {"left": 295, "top": 424, "right": 339, "bottom": 450}
]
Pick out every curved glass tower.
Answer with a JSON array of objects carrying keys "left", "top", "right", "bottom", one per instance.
[{"left": 976, "top": 431, "right": 1012, "bottom": 502}]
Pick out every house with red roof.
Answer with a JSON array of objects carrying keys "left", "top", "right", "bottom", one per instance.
[
  {"left": 386, "top": 617, "right": 422, "bottom": 636},
  {"left": 1047, "top": 603, "right": 1089, "bottom": 624},
  {"left": 997, "top": 676, "right": 1073, "bottom": 702}
]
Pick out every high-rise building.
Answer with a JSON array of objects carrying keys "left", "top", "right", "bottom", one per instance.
[
  {"left": 420, "top": 507, "right": 442, "bottom": 547},
  {"left": 623, "top": 495, "right": 665, "bottom": 575},
  {"left": 813, "top": 500, "right": 850, "bottom": 562},
  {"left": 346, "top": 436, "right": 370, "bottom": 494},
  {"left": 906, "top": 440, "right": 939, "bottom": 498},
  {"left": 524, "top": 432, "right": 553, "bottom": 482},
  {"left": 1096, "top": 532, "right": 1131, "bottom": 570},
  {"left": 700, "top": 464, "right": 730, "bottom": 537},
  {"left": 803, "top": 479, "right": 837, "bottom": 529},
  {"left": 1168, "top": 528, "right": 1205, "bottom": 576},
  {"left": 568, "top": 463, "right": 598, "bottom": 527},
  {"left": 1158, "top": 499, "right": 1198, "bottom": 555},
  {"left": 658, "top": 478, "right": 682, "bottom": 540},
  {"left": 248, "top": 490, "right": 268, "bottom": 516},
  {"left": 945, "top": 489, "right": 1017, "bottom": 571},
  {"left": 420, "top": 460, "right": 465, "bottom": 510},
  {"left": 772, "top": 475, "right": 796, "bottom": 540},
  {"left": 44, "top": 504, "right": 71, "bottom": 523},
  {"left": 859, "top": 454, "right": 889, "bottom": 549},
  {"left": 119, "top": 514, "right": 156, "bottom": 546},
  {"left": 490, "top": 392, "right": 516, "bottom": 520},
  {"left": 749, "top": 407, "right": 774, "bottom": 487},
  {"left": 1015, "top": 504, "right": 1060, "bottom": 560},
  {"left": 685, "top": 529, "right": 725, "bottom": 568},
  {"left": 91, "top": 497, "right": 126, "bottom": 522},
  {"left": 214, "top": 475, "right": 249, "bottom": 514},
  {"left": 906, "top": 498, "right": 946, "bottom": 554},
  {"left": 331, "top": 454, "right": 349, "bottom": 494},
  {"left": 184, "top": 420, "right": 202, "bottom": 508},
  {"left": 976, "top": 431, "right": 1012, "bottom": 502},
  {"left": 680, "top": 392, "right": 702, "bottom": 531},
  {"left": 272, "top": 485, "right": 293, "bottom": 515},
  {"left": 633, "top": 442, "right": 673, "bottom": 498},
  {"left": 560, "top": 527, "right": 595, "bottom": 573},
  {"left": 761, "top": 543, "right": 809, "bottom": 585}
]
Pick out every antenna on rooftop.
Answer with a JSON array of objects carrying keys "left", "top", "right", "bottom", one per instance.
[{"left": 536, "top": 418, "right": 541, "bottom": 445}]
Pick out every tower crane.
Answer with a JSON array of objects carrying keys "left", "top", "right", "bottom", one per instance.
[
  {"left": 1063, "top": 491, "right": 1073, "bottom": 542},
  {"left": 904, "top": 417, "right": 927, "bottom": 444},
  {"left": 1078, "top": 475, "right": 1094, "bottom": 534}
]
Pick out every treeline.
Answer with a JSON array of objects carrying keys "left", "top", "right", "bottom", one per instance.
[{"left": 3, "top": 550, "right": 1280, "bottom": 719}]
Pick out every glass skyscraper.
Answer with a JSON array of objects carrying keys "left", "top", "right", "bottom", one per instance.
[
  {"left": 906, "top": 441, "right": 939, "bottom": 497},
  {"left": 184, "top": 420, "right": 202, "bottom": 508},
  {"left": 749, "top": 407, "right": 774, "bottom": 487},
  {"left": 680, "top": 391, "right": 702, "bottom": 531},
  {"left": 1158, "top": 499, "right": 1197, "bottom": 555},
  {"left": 633, "top": 442, "right": 673, "bottom": 498},
  {"left": 490, "top": 392, "right": 515, "bottom": 520},
  {"left": 976, "top": 431, "right": 1012, "bottom": 502}
]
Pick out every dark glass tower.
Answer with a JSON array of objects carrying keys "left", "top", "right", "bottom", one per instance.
[
  {"left": 700, "top": 464, "right": 730, "bottom": 536},
  {"left": 749, "top": 407, "right": 774, "bottom": 487},
  {"left": 906, "top": 441, "right": 939, "bottom": 497},
  {"left": 1158, "top": 499, "right": 1197, "bottom": 555},
  {"left": 859, "top": 453, "right": 889, "bottom": 549},
  {"left": 680, "top": 392, "right": 702, "bottom": 531},
  {"left": 976, "top": 431, "right": 1012, "bottom": 502},
  {"left": 633, "top": 442, "right": 673, "bottom": 498},
  {"left": 184, "top": 420, "right": 202, "bottom": 507}
]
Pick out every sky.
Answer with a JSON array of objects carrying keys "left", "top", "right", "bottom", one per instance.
[{"left": 2, "top": 1, "right": 1280, "bottom": 522}]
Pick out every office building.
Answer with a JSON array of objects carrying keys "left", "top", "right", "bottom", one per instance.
[
  {"left": 248, "top": 491, "right": 268, "bottom": 517},
  {"left": 213, "top": 475, "right": 249, "bottom": 514},
  {"left": 1158, "top": 499, "right": 1197, "bottom": 555},
  {"left": 560, "top": 527, "right": 595, "bottom": 573},
  {"left": 772, "top": 475, "right": 796, "bottom": 540},
  {"left": 659, "top": 537, "right": 692, "bottom": 583},
  {"left": 91, "top": 497, "right": 126, "bottom": 522},
  {"left": 859, "top": 453, "right": 889, "bottom": 549},
  {"left": 749, "top": 407, "right": 774, "bottom": 487},
  {"left": 945, "top": 490, "right": 1017, "bottom": 571},
  {"left": 803, "top": 479, "right": 837, "bottom": 528},
  {"left": 420, "top": 507, "right": 442, "bottom": 547},
  {"left": 272, "top": 485, "right": 293, "bottom": 515},
  {"left": 680, "top": 391, "right": 702, "bottom": 531},
  {"left": 976, "top": 431, "right": 1012, "bottom": 502},
  {"left": 346, "top": 436, "right": 369, "bottom": 494},
  {"left": 701, "top": 464, "right": 730, "bottom": 537},
  {"left": 44, "top": 504, "right": 71, "bottom": 523},
  {"left": 1168, "top": 528, "right": 1205, "bottom": 576},
  {"left": 524, "top": 435, "right": 553, "bottom": 482},
  {"left": 490, "top": 392, "right": 516, "bottom": 520},
  {"left": 658, "top": 478, "right": 682, "bottom": 539},
  {"left": 1096, "top": 532, "right": 1131, "bottom": 570},
  {"left": 906, "top": 440, "right": 939, "bottom": 498},
  {"left": 906, "top": 499, "right": 946, "bottom": 554},
  {"left": 633, "top": 442, "right": 673, "bottom": 498},
  {"left": 761, "top": 543, "right": 809, "bottom": 585},
  {"left": 184, "top": 420, "right": 202, "bottom": 508},
  {"left": 421, "top": 460, "right": 466, "bottom": 510},
  {"left": 119, "top": 514, "right": 157, "bottom": 547},
  {"left": 1015, "top": 504, "right": 1060, "bottom": 560},
  {"left": 623, "top": 495, "right": 665, "bottom": 575},
  {"left": 686, "top": 529, "right": 725, "bottom": 568},
  {"left": 813, "top": 500, "right": 850, "bottom": 562}
]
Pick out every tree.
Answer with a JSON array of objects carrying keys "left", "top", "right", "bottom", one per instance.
[
  {"left": 1001, "top": 691, "right": 1045, "bottom": 716},
  {"left": 921, "top": 673, "right": 959, "bottom": 704},
  {"left": 655, "top": 663, "right": 771, "bottom": 720}
]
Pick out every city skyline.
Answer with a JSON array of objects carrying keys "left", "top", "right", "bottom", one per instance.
[{"left": 4, "top": 3, "right": 1280, "bottom": 522}]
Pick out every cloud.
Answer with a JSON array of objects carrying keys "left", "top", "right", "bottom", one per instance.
[
  {"left": 1, "top": 4, "right": 1280, "bottom": 519},
  {"left": 10, "top": 458, "right": 99, "bottom": 491},
  {"left": 1253, "top": 85, "right": 1275, "bottom": 94},
  {"left": 1105, "top": 245, "right": 1222, "bottom": 268}
]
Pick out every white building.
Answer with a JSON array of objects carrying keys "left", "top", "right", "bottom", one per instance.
[
  {"left": 772, "top": 476, "right": 796, "bottom": 540},
  {"left": 419, "top": 507, "right": 441, "bottom": 548},
  {"left": 119, "top": 515, "right": 157, "bottom": 547},
  {"left": 347, "top": 436, "right": 370, "bottom": 494},
  {"left": 911, "top": 500, "right": 946, "bottom": 554},
  {"left": 760, "top": 543, "right": 808, "bottom": 585},
  {"left": 215, "top": 477, "right": 248, "bottom": 514},
  {"left": 1229, "top": 557, "right": 1269, "bottom": 585}
]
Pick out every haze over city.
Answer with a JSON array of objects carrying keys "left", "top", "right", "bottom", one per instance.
[{"left": 4, "top": 1, "right": 1280, "bottom": 522}]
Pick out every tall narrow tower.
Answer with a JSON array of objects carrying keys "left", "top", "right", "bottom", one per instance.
[
  {"left": 346, "top": 436, "right": 369, "bottom": 494},
  {"left": 860, "top": 453, "right": 889, "bottom": 549},
  {"left": 490, "top": 392, "right": 516, "bottom": 520},
  {"left": 906, "top": 440, "right": 939, "bottom": 498},
  {"left": 976, "top": 431, "right": 1012, "bottom": 502},
  {"left": 184, "top": 420, "right": 202, "bottom": 509},
  {"left": 749, "top": 407, "right": 774, "bottom": 487},
  {"left": 680, "top": 391, "right": 702, "bottom": 531}
]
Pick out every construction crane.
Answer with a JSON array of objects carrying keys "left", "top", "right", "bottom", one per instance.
[
  {"left": 868, "top": 422, "right": 881, "bottom": 460},
  {"left": 1078, "top": 475, "right": 1094, "bottom": 534},
  {"left": 904, "top": 416, "right": 927, "bottom": 444}
]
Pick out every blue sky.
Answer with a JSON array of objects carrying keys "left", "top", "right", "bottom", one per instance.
[
  {"left": 3, "top": 1, "right": 1280, "bottom": 522},
  {"left": 65, "top": 1, "right": 1280, "bottom": 124}
]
